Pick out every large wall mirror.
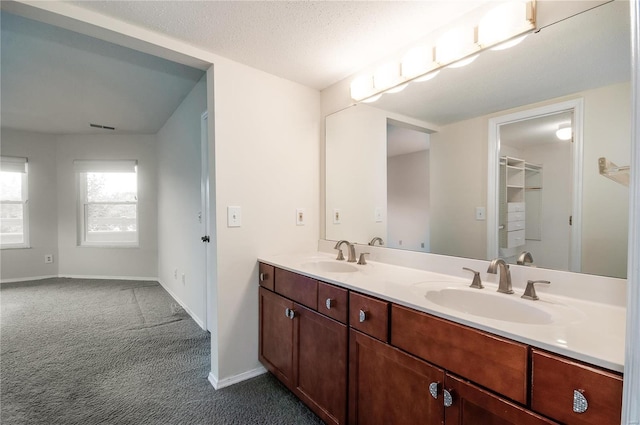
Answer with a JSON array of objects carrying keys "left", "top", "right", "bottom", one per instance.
[{"left": 325, "top": 0, "right": 630, "bottom": 278}]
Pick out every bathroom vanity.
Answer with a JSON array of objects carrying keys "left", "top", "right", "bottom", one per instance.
[{"left": 257, "top": 253, "right": 624, "bottom": 425}]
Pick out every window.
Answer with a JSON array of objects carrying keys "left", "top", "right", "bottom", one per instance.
[
  {"left": 75, "top": 160, "right": 138, "bottom": 246},
  {"left": 0, "top": 156, "right": 29, "bottom": 248}
]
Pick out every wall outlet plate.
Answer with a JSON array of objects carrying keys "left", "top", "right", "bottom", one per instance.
[
  {"left": 44, "top": 254, "right": 54, "bottom": 264},
  {"left": 475, "top": 207, "right": 486, "bottom": 221},
  {"left": 296, "top": 208, "right": 305, "bottom": 226},
  {"left": 375, "top": 207, "right": 383, "bottom": 223},
  {"left": 228, "top": 206, "right": 242, "bottom": 227}
]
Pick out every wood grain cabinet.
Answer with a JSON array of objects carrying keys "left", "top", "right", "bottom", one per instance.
[
  {"left": 443, "top": 374, "right": 557, "bottom": 425},
  {"left": 531, "top": 350, "right": 623, "bottom": 425},
  {"left": 258, "top": 263, "right": 623, "bottom": 425},
  {"left": 258, "top": 268, "right": 347, "bottom": 425},
  {"left": 349, "top": 329, "right": 444, "bottom": 425}
]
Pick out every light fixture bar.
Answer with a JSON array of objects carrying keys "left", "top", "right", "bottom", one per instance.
[{"left": 350, "top": 0, "right": 536, "bottom": 103}]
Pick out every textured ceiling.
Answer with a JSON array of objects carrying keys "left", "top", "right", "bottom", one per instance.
[
  {"left": 66, "top": 1, "right": 489, "bottom": 90},
  {"left": 1, "top": 12, "right": 205, "bottom": 134}
]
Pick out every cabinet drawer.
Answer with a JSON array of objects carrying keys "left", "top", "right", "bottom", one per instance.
[
  {"left": 349, "top": 292, "right": 389, "bottom": 342},
  {"left": 508, "top": 202, "right": 525, "bottom": 212},
  {"left": 275, "top": 268, "right": 318, "bottom": 309},
  {"left": 258, "top": 263, "right": 275, "bottom": 291},
  {"left": 507, "top": 220, "right": 525, "bottom": 231},
  {"left": 507, "top": 212, "right": 525, "bottom": 222},
  {"left": 507, "top": 229, "right": 525, "bottom": 248},
  {"left": 318, "top": 282, "right": 348, "bottom": 324},
  {"left": 391, "top": 304, "right": 529, "bottom": 404},
  {"left": 531, "top": 350, "right": 623, "bottom": 425}
]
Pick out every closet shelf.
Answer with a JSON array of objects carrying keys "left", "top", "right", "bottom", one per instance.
[{"left": 599, "top": 157, "right": 629, "bottom": 187}]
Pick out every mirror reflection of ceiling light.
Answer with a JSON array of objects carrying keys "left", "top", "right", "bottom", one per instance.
[
  {"left": 478, "top": 1, "right": 531, "bottom": 47},
  {"left": 446, "top": 54, "right": 479, "bottom": 68},
  {"left": 556, "top": 123, "right": 573, "bottom": 140},
  {"left": 349, "top": 1, "right": 536, "bottom": 103},
  {"left": 435, "top": 26, "right": 476, "bottom": 65}
]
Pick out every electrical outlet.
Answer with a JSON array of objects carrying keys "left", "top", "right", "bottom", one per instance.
[
  {"left": 227, "top": 206, "right": 242, "bottom": 227},
  {"left": 44, "top": 254, "right": 54, "bottom": 264},
  {"left": 374, "top": 207, "right": 383, "bottom": 223},
  {"left": 296, "top": 208, "right": 305, "bottom": 226},
  {"left": 333, "top": 209, "right": 341, "bottom": 224}
]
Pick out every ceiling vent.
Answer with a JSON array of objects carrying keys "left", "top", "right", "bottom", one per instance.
[{"left": 89, "top": 123, "right": 116, "bottom": 130}]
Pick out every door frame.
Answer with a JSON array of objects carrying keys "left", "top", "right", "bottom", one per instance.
[
  {"left": 201, "top": 111, "right": 213, "bottom": 331},
  {"left": 487, "top": 98, "right": 584, "bottom": 272}
]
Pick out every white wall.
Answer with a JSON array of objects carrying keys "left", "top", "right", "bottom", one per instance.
[
  {"left": 0, "top": 129, "right": 59, "bottom": 281},
  {"left": 325, "top": 105, "right": 387, "bottom": 244},
  {"left": 56, "top": 134, "right": 158, "bottom": 279},
  {"left": 156, "top": 75, "right": 207, "bottom": 326},
  {"left": 387, "top": 150, "right": 430, "bottom": 251},
  {"left": 211, "top": 59, "right": 321, "bottom": 383}
]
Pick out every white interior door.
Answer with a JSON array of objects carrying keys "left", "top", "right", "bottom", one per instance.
[{"left": 200, "top": 111, "right": 213, "bottom": 331}]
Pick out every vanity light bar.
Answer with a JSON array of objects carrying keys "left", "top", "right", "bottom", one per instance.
[{"left": 350, "top": 0, "right": 536, "bottom": 103}]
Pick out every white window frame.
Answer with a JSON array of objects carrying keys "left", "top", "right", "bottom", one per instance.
[
  {"left": 75, "top": 160, "right": 139, "bottom": 248},
  {"left": 0, "top": 156, "right": 29, "bottom": 249}
]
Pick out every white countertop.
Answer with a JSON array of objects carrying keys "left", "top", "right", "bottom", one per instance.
[{"left": 258, "top": 251, "right": 626, "bottom": 373}]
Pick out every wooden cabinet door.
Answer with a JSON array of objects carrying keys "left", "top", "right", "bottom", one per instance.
[
  {"left": 443, "top": 374, "right": 558, "bottom": 425},
  {"left": 349, "top": 329, "right": 444, "bottom": 425},
  {"left": 293, "top": 304, "right": 348, "bottom": 425},
  {"left": 259, "top": 287, "right": 294, "bottom": 388}
]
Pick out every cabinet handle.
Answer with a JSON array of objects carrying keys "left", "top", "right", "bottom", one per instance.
[
  {"left": 325, "top": 298, "right": 334, "bottom": 310},
  {"left": 443, "top": 389, "right": 454, "bottom": 407},
  {"left": 428, "top": 382, "right": 440, "bottom": 399},
  {"left": 359, "top": 309, "right": 367, "bottom": 323},
  {"left": 573, "top": 389, "right": 588, "bottom": 413},
  {"left": 285, "top": 308, "right": 291, "bottom": 318},
  {"left": 259, "top": 272, "right": 268, "bottom": 282}
]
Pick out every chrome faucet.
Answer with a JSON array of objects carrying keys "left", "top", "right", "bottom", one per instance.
[
  {"left": 334, "top": 240, "right": 357, "bottom": 262},
  {"left": 517, "top": 251, "right": 534, "bottom": 266},
  {"left": 368, "top": 237, "right": 384, "bottom": 246},
  {"left": 487, "top": 258, "right": 514, "bottom": 294}
]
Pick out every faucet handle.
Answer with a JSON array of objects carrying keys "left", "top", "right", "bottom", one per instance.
[
  {"left": 336, "top": 249, "right": 345, "bottom": 261},
  {"left": 462, "top": 267, "right": 483, "bottom": 289},
  {"left": 521, "top": 280, "right": 550, "bottom": 300},
  {"left": 357, "top": 252, "right": 370, "bottom": 265}
]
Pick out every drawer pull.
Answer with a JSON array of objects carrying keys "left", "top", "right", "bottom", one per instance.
[
  {"left": 259, "top": 272, "right": 268, "bottom": 282},
  {"left": 325, "top": 298, "right": 334, "bottom": 310},
  {"left": 573, "top": 389, "right": 588, "bottom": 413},
  {"left": 443, "top": 389, "right": 453, "bottom": 408},
  {"left": 359, "top": 309, "right": 367, "bottom": 323},
  {"left": 284, "top": 308, "right": 296, "bottom": 320},
  {"left": 428, "top": 382, "right": 440, "bottom": 399}
]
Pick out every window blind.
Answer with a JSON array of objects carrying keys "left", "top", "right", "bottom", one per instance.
[
  {"left": 73, "top": 160, "right": 137, "bottom": 173},
  {"left": 0, "top": 156, "right": 28, "bottom": 173}
]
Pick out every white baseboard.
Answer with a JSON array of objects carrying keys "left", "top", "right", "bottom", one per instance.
[
  {"left": 59, "top": 274, "right": 158, "bottom": 281},
  {"left": 208, "top": 366, "right": 267, "bottom": 390},
  {"left": 0, "top": 275, "right": 58, "bottom": 284},
  {"left": 157, "top": 279, "right": 205, "bottom": 330}
]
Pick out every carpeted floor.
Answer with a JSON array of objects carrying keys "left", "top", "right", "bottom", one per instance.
[{"left": 0, "top": 278, "right": 324, "bottom": 425}]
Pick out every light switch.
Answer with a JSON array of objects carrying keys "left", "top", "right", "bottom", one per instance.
[
  {"left": 475, "top": 207, "right": 486, "bottom": 221},
  {"left": 228, "top": 206, "right": 242, "bottom": 227},
  {"left": 333, "top": 209, "right": 341, "bottom": 224},
  {"left": 296, "top": 208, "right": 305, "bottom": 226}
]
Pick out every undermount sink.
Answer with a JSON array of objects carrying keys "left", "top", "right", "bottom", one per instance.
[
  {"left": 300, "top": 261, "right": 359, "bottom": 273},
  {"left": 423, "top": 287, "right": 580, "bottom": 325}
]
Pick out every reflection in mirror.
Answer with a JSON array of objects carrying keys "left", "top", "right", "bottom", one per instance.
[
  {"left": 325, "top": 1, "right": 630, "bottom": 278},
  {"left": 498, "top": 110, "right": 574, "bottom": 271}
]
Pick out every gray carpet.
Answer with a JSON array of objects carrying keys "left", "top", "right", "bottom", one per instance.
[{"left": 0, "top": 278, "right": 324, "bottom": 425}]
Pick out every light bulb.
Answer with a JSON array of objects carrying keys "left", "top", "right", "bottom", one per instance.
[
  {"left": 478, "top": 1, "right": 529, "bottom": 48},
  {"left": 350, "top": 75, "right": 374, "bottom": 101},
  {"left": 556, "top": 124, "right": 572, "bottom": 140}
]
